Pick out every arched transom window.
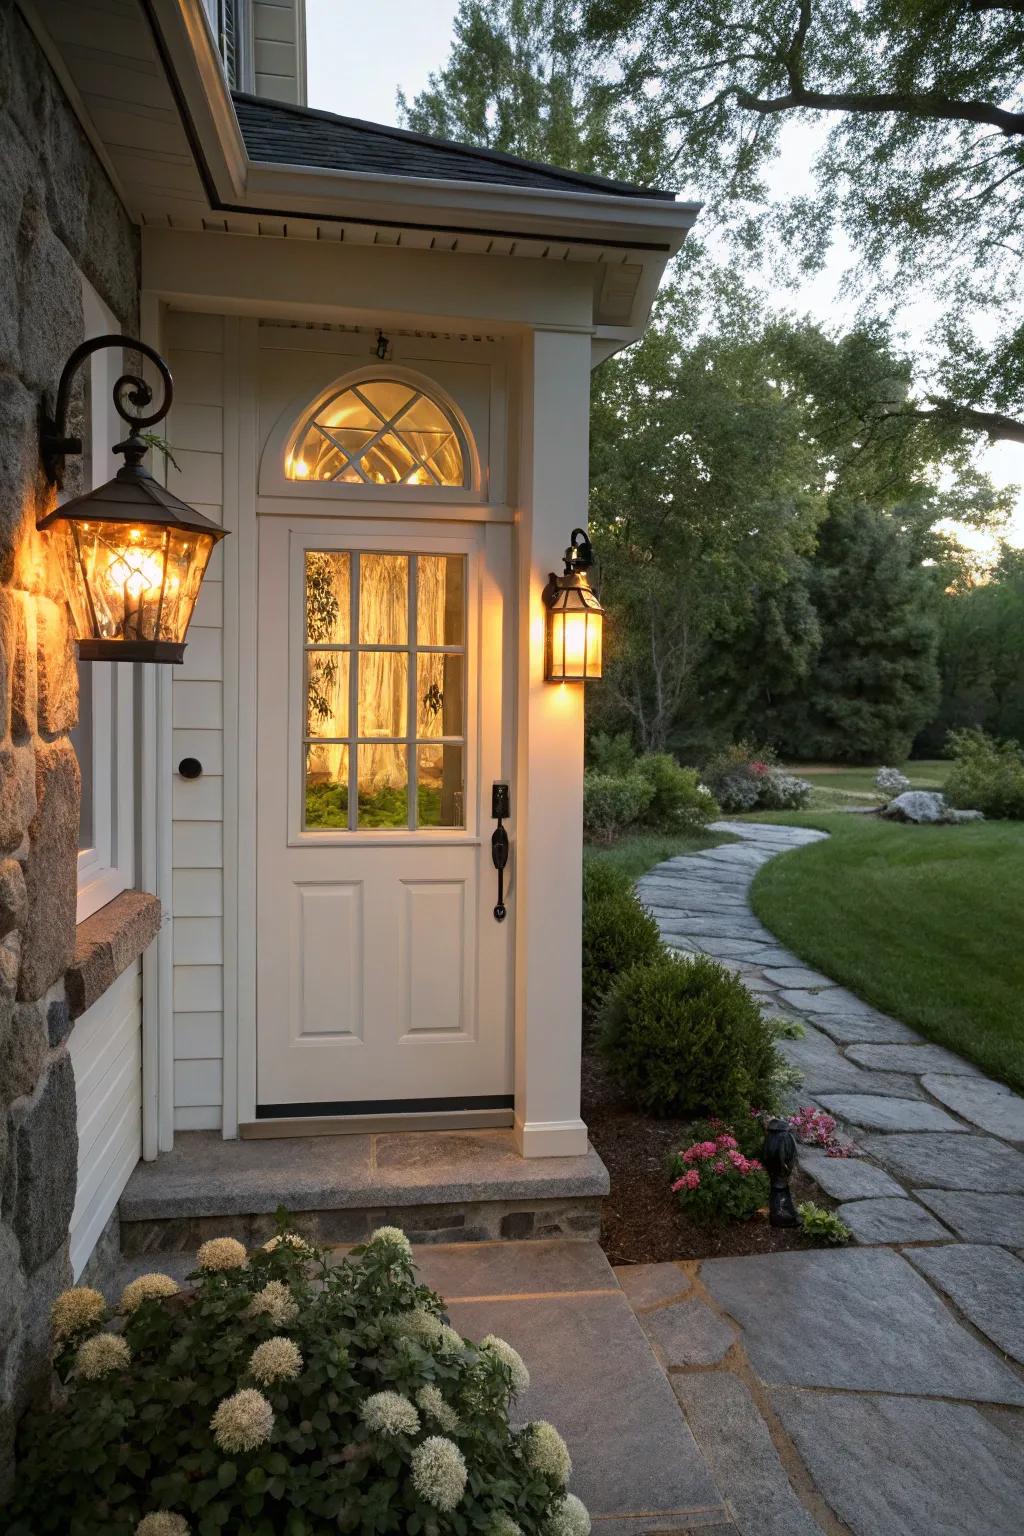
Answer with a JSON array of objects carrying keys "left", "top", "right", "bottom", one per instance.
[{"left": 287, "top": 378, "right": 467, "bottom": 488}]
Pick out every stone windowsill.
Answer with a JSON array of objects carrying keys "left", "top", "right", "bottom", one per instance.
[{"left": 66, "top": 889, "right": 162, "bottom": 1018}]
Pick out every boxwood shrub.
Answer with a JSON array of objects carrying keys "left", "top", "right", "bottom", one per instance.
[
  {"left": 597, "top": 952, "right": 780, "bottom": 1118},
  {"left": 582, "top": 862, "right": 663, "bottom": 1026}
]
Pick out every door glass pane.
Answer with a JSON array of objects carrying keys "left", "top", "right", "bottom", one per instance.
[
  {"left": 417, "top": 653, "right": 464, "bottom": 738},
  {"left": 305, "top": 551, "right": 350, "bottom": 643},
  {"left": 305, "top": 744, "right": 348, "bottom": 828},
  {"left": 358, "top": 745, "right": 408, "bottom": 827},
  {"left": 305, "top": 651, "right": 349, "bottom": 738},
  {"left": 417, "top": 555, "right": 465, "bottom": 646},
  {"left": 358, "top": 553, "right": 407, "bottom": 644},
  {"left": 359, "top": 651, "right": 406, "bottom": 737},
  {"left": 418, "top": 744, "right": 464, "bottom": 828}
]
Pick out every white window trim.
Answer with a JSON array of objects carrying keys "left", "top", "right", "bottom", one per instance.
[{"left": 75, "top": 282, "right": 135, "bottom": 923}]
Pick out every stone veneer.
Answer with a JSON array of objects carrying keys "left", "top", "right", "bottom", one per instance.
[{"left": 0, "top": 0, "right": 138, "bottom": 1490}]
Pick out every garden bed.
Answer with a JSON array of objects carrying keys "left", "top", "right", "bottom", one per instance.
[{"left": 581, "top": 1050, "right": 819, "bottom": 1264}]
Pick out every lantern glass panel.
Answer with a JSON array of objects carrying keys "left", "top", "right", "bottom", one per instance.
[{"left": 57, "top": 520, "right": 215, "bottom": 647}]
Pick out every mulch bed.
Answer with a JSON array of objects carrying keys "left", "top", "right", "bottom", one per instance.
[{"left": 582, "top": 1049, "right": 819, "bottom": 1266}]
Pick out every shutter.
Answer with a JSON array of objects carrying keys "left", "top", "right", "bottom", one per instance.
[{"left": 220, "top": 0, "right": 238, "bottom": 88}]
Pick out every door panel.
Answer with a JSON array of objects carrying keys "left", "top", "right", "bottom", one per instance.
[{"left": 256, "top": 518, "right": 512, "bottom": 1115}]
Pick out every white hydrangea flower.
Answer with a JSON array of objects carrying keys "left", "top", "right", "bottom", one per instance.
[
  {"left": 262, "top": 1231, "right": 310, "bottom": 1254},
  {"left": 436, "top": 1322, "right": 466, "bottom": 1357},
  {"left": 74, "top": 1332, "right": 131, "bottom": 1379},
  {"left": 480, "top": 1334, "right": 530, "bottom": 1393},
  {"left": 525, "top": 1420, "right": 572, "bottom": 1486},
  {"left": 488, "top": 1514, "right": 523, "bottom": 1536},
  {"left": 249, "top": 1336, "right": 303, "bottom": 1384},
  {"left": 416, "top": 1383, "right": 460, "bottom": 1433},
  {"left": 368, "top": 1225, "right": 412, "bottom": 1256},
  {"left": 410, "top": 1435, "right": 468, "bottom": 1512},
  {"left": 120, "top": 1273, "right": 180, "bottom": 1313},
  {"left": 51, "top": 1286, "right": 105, "bottom": 1340},
  {"left": 390, "top": 1307, "right": 444, "bottom": 1346},
  {"left": 135, "top": 1514, "right": 191, "bottom": 1536},
  {"left": 196, "top": 1237, "right": 248, "bottom": 1272},
  {"left": 360, "top": 1389, "right": 421, "bottom": 1437},
  {"left": 210, "top": 1388, "right": 274, "bottom": 1453},
  {"left": 248, "top": 1280, "right": 299, "bottom": 1328},
  {"left": 548, "top": 1493, "right": 591, "bottom": 1536}
]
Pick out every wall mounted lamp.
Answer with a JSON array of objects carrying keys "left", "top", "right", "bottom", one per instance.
[
  {"left": 36, "top": 335, "right": 226, "bottom": 663},
  {"left": 542, "top": 527, "right": 605, "bottom": 682}
]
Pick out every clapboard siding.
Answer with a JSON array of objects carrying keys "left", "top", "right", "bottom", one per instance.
[
  {"left": 168, "top": 312, "right": 226, "bottom": 1130},
  {"left": 253, "top": 1, "right": 304, "bottom": 104},
  {"left": 68, "top": 966, "right": 142, "bottom": 1277}
]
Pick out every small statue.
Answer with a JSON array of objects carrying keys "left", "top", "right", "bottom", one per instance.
[{"left": 762, "top": 1117, "right": 799, "bottom": 1227}]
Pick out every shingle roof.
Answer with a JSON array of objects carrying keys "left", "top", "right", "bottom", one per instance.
[{"left": 232, "top": 93, "right": 676, "bottom": 203}]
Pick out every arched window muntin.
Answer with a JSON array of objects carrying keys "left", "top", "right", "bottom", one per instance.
[{"left": 286, "top": 373, "right": 472, "bottom": 492}]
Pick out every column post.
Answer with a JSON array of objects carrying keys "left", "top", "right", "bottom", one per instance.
[{"left": 513, "top": 327, "right": 592, "bottom": 1158}]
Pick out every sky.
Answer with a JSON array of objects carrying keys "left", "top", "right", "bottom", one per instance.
[{"left": 306, "top": 0, "right": 1023, "bottom": 556}]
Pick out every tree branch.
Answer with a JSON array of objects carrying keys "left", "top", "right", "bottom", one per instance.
[
  {"left": 730, "top": 83, "right": 1024, "bottom": 135},
  {"left": 893, "top": 401, "right": 1024, "bottom": 444}
]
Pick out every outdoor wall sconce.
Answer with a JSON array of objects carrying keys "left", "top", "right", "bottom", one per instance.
[
  {"left": 542, "top": 527, "right": 604, "bottom": 682},
  {"left": 36, "top": 335, "right": 226, "bottom": 663}
]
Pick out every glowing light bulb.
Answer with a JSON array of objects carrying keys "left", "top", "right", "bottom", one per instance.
[{"left": 290, "top": 457, "right": 310, "bottom": 479}]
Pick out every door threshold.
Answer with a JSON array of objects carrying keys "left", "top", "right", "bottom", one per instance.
[{"left": 239, "top": 1108, "right": 515, "bottom": 1139}]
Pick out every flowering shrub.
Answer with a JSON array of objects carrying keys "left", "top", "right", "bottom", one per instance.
[
  {"left": 10, "top": 1220, "right": 588, "bottom": 1536},
  {"left": 701, "top": 743, "right": 810, "bottom": 813},
  {"left": 797, "top": 1202, "right": 853, "bottom": 1245},
  {"left": 875, "top": 766, "right": 911, "bottom": 799},
  {"left": 669, "top": 1130, "right": 770, "bottom": 1224},
  {"left": 789, "top": 1105, "right": 856, "bottom": 1158}
]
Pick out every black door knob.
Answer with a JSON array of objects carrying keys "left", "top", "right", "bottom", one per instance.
[{"left": 178, "top": 757, "right": 203, "bottom": 779}]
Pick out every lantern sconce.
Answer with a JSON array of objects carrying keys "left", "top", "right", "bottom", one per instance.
[
  {"left": 542, "top": 527, "right": 605, "bottom": 682},
  {"left": 36, "top": 335, "right": 226, "bottom": 663}
]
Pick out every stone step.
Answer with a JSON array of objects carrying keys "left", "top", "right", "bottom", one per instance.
[{"left": 118, "top": 1129, "right": 608, "bottom": 1254}]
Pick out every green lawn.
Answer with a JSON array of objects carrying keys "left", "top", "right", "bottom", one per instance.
[
  {"left": 788, "top": 760, "right": 950, "bottom": 796},
  {"left": 583, "top": 826, "right": 731, "bottom": 882},
  {"left": 748, "top": 812, "right": 1024, "bottom": 1092}
]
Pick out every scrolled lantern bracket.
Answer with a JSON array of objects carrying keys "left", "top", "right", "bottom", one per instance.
[{"left": 36, "top": 335, "right": 226, "bottom": 664}]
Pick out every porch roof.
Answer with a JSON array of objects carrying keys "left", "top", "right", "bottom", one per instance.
[{"left": 232, "top": 93, "right": 678, "bottom": 204}]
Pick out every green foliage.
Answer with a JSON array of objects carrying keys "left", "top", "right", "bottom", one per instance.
[
  {"left": 635, "top": 754, "right": 719, "bottom": 829},
  {"left": 774, "top": 503, "right": 941, "bottom": 762},
  {"left": 944, "top": 728, "right": 1024, "bottom": 820},
  {"left": 11, "top": 1224, "right": 580, "bottom": 1536},
  {"left": 922, "top": 546, "right": 1024, "bottom": 753},
  {"left": 588, "top": 730, "right": 638, "bottom": 777},
  {"left": 797, "top": 1202, "right": 852, "bottom": 1247},
  {"left": 581, "top": 861, "right": 663, "bottom": 1024},
  {"left": 597, "top": 952, "right": 780, "bottom": 1118},
  {"left": 701, "top": 743, "right": 810, "bottom": 813},
  {"left": 582, "top": 770, "right": 653, "bottom": 842},
  {"left": 583, "top": 0, "right": 1024, "bottom": 444}
]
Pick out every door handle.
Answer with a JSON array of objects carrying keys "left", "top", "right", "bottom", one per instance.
[{"left": 491, "top": 782, "right": 510, "bottom": 922}]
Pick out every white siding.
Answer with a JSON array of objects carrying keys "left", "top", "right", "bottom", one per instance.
[
  {"left": 166, "top": 311, "right": 226, "bottom": 1132},
  {"left": 253, "top": 1, "right": 305, "bottom": 104},
  {"left": 68, "top": 966, "right": 142, "bottom": 1277}
]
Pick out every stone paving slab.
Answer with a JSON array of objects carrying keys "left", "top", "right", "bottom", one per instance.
[
  {"left": 846, "top": 1042, "right": 982, "bottom": 1076},
  {"left": 639, "top": 1297, "right": 737, "bottom": 1366},
  {"left": 796, "top": 1148, "right": 905, "bottom": 1200},
  {"left": 915, "top": 1190, "right": 1024, "bottom": 1245},
  {"left": 780, "top": 1031, "right": 924, "bottom": 1099},
  {"left": 613, "top": 1261, "right": 692, "bottom": 1310},
  {"left": 700, "top": 1248, "right": 1024, "bottom": 1403},
  {"left": 772, "top": 1389, "right": 1024, "bottom": 1536},
  {"left": 414, "top": 1238, "right": 618, "bottom": 1299},
  {"left": 921, "top": 1073, "right": 1024, "bottom": 1141},
  {"left": 762, "top": 966, "right": 835, "bottom": 989},
  {"left": 817, "top": 1093, "right": 967, "bottom": 1133},
  {"left": 672, "top": 1373, "right": 826, "bottom": 1536},
  {"left": 837, "top": 1196, "right": 953, "bottom": 1245},
  {"left": 789, "top": 1007, "right": 923, "bottom": 1046},
  {"left": 447, "top": 1290, "right": 726, "bottom": 1524},
  {"left": 907, "top": 1244, "right": 1024, "bottom": 1364},
  {"left": 861, "top": 1131, "right": 1024, "bottom": 1192}
]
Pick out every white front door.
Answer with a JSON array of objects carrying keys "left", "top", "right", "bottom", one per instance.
[{"left": 255, "top": 518, "right": 514, "bottom": 1121}]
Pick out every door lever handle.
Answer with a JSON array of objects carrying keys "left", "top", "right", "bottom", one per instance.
[{"left": 491, "top": 782, "right": 510, "bottom": 922}]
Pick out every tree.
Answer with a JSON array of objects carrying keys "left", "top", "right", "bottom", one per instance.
[
  {"left": 776, "top": 499, "right": 941, "bottom": 760},
  {"left": 399, "top": 0, "right": 665, "bottom": 184},
  {"left": 582, "top": 0, "right": 1024, "bottom": 445},
  {"left": 921, "top": 543, "right": 1024, "bottom": 750}
]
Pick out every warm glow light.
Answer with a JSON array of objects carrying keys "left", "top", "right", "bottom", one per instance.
[
  {"left": 290, "top": 457, "right": 310, "bottom": 479},
  {"left": 543, "top": 531, "right": 605, "bottom": 682}
]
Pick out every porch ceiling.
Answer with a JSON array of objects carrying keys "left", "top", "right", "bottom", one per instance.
[{"left": 21, "top": 0, "right": 695, "bottom": 343}]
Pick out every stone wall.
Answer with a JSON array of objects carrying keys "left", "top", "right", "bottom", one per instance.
[{"left": 0, "top": 0, "right": 138, "bottom": 1488}]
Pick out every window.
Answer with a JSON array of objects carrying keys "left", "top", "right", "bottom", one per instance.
[
  {"left": 69, "top": 282, "right": 135, "bottom": 921},
  {"left": 201, "top": 0, "right": 244, "bottom": 88},
  {"left": 287, "top": 379, "right": 467, "bottom": 488},
  {"left": 303, "top": 551, "right": 467, "bottom": 831}
]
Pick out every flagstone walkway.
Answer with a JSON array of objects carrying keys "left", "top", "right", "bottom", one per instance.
[{"left": 624, "top": 818, "right": 1024, "bottom": 1535}]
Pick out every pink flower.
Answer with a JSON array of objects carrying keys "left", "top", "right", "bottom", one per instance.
[
  {"left": 751, "top": 761, "right": 769, "bottom": 776},
  {"left": 672, "top": 1169, "right": 701, "bottom": 1193},
  {"left": 712, "top": 1159, "right": 728, "bottom": 1174},
  {"left": 716, "top": 1134, "right": 739, "bottom": 1150},
  {"left": 682, "top": 1139, "right": 719, "bottom": 1164},
  {"left": 825, "top": 1140, "right": 856, "bottom": 1159}
]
